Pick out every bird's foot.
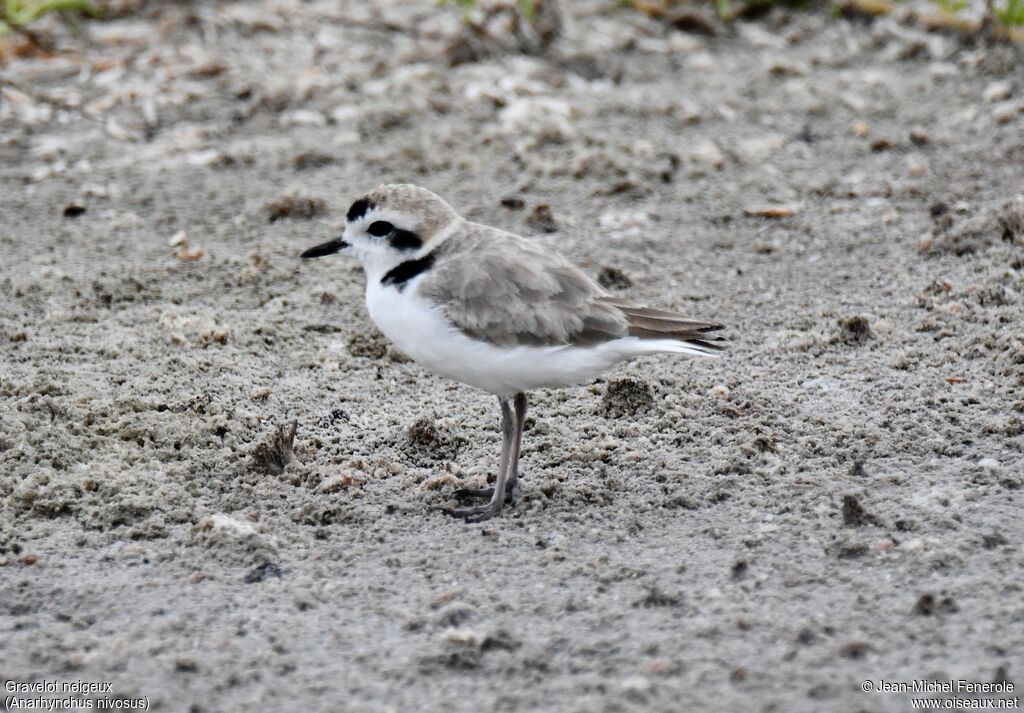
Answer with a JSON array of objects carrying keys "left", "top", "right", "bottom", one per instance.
[
  {"left": 454, "top": 481, "right": 519, "bottom": 504},
  {"left": 442, "top": 502, "right": 504, "bottom": 523}
]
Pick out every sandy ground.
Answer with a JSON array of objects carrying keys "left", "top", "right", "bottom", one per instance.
[{"left": 1, "top": 1, "right": 1023, "bottom": 711}]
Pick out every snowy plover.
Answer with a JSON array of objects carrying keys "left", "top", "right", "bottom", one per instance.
[{"left": 301, "top": 184, "right": 725, "bottom": 522}]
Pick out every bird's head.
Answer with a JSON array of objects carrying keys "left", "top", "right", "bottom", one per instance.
[{"left": 301, "top": 184, "right": 460, "bottom": 277}]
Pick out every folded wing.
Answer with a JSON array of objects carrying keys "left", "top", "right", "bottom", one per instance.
[{"left": 418, "top": 227, "right": 726, "bottom": 353}]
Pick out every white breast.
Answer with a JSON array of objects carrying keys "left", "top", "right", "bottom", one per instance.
[
  {"left": 364, "top": 277, "right": 623, "bottom": 397},
  {"left": 364, "top": 276, "right": 714, "bottom": 398}
]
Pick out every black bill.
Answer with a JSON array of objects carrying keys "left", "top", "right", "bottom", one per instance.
[{"left": 300, "top": 237, "right": 348, "bottom": 259}]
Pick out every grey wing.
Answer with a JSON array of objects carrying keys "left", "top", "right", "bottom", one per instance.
[{"left": 418, "top": 232, "right": 628, "bottom": 347}]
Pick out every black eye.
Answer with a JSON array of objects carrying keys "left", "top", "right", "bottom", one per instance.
[{"left": 367, "top": 221, "right": 393, "bottom": 237}]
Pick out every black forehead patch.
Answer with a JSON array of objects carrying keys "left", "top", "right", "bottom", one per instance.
[
  {"left": 346, "top": 198, "right": 375, "bottom": 222},
  {"left": 389, "top": 229, "right": 423, "bottom": 251}
]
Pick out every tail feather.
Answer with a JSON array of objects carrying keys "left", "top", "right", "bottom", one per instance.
[
  {"left": 606, "top": 337, "right": 722, "bottom": 359},
  {"left": 598, "top": 297, "right": 727, "bottom": 353}
]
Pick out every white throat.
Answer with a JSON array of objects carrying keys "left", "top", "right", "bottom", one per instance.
[{"left": 352, "top": 217, "right": 463, "bottom": 284}]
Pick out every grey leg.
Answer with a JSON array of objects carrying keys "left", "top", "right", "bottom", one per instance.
[
  {"left": 446, "top": 397, "right": 514, "bottom": 522},
  {"left": 507, "top": 392, "right": 527, "bottom": 503},
  {"left": 454, "top": 392, "right": 527, "bottom": 505}
]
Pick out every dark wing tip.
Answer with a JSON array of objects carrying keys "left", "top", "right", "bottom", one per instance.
[{"left": 690, "top": 337, "right": 727, "bottom": 351}]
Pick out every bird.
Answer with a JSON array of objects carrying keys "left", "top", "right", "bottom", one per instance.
[{"left": 300, "top": 184, "right": 725, "bottom": 522}]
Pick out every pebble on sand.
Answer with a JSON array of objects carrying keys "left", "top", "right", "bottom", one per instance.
[
  {"left": 909, "top": 127, "right": 929, "bottom": 145},
  {"left": 992, "top": 101, "right": 1021, "bottom": 125},
  {"left": 318, "top": 472, "right": 363, "bottom": 494},
  {"left": 281, "top": 110, "right": 327, "bottom": 128},
  {"left": 169, "top": 231, "right": 205, "bottom": 260},
  {"left": 63, "top": 202, "right": 87, "bottom": 218},
  {"left": 983, "top": 81, "right": 1012, "bottom": 103},
  {"left": 176, "top": 245, "right": 205, "bottom": 261},
  {"left": 744, "top": 204, "right": 799, "bottom": 218},
  {"left": 688, "top": 139, "right": 725, "bottom": 171},
  {"left": 266, "top": 194, "right": 327, "bottom": 223},
  {"left": 194, "top": 514, "right": 257, "bottom": 538},
  {"left": 525, "top": 204, "right": 558, "bottom": 234},
  {"left": 597, "top": 266, "right": 633, "bottom": 290}
]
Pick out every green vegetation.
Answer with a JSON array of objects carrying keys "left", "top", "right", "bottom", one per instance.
[
  {"left": 624, "top": 0, "right": 1024, "bottom": 29},
  {"left": 0, "top": 0, "right": 1019, "bottom": 47},
  {"left": 440, "top": 0, "right": 536, "bottom": 22},
  {"left": 925, "top": 0, "right": 1024, "bottom": 27},
  {"left": 932, "top": 0, "right": 968, "bottom": 14},
  {"left": 1, "top": 0, "right": 100, "bottom": 35},
  {"left": 994, "top": 0, "right": 1024, "bottom": 25}
]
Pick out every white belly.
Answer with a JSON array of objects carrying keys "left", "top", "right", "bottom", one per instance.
[{"left": 364, "top": 277, "right": 630, "bottom": 398}]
